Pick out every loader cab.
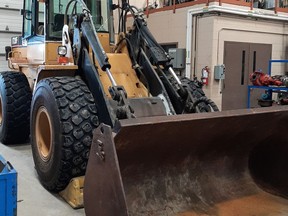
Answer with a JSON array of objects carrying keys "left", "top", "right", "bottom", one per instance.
[
  {"left": 22, "top": 0, "right": 113, "bottom": 38},
  {"left": 21, "top": 0, "right": 114, "bottom": 64}
]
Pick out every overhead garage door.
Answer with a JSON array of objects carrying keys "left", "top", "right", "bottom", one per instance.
[
  {"left": 0, "top": 11, "right": 22, "bottom": 32},
  {"left": 0, "top": 32, "right": 14, "bottom": 52},
  {"left": 0, "top": 57, "right": 9, "bottom": 72},
  {"left": 0, "top": 2, "right": 22, "bottom": 72},
  {"left": 0, "top": 0, "right": 22, "bottom": 9},
  {"left": 0, "top": 32, "right": 17, "bottom": 72}
]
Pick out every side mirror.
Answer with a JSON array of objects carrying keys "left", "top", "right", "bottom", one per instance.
[
  {"left": 25, "top": 10, "right": 32, "bottom": 20},
  {"left": 21, "top": 9, "right": 32, "bottom": 20},
  {"left": 5, "top": 46, "right": 11, "bottom": 60}
]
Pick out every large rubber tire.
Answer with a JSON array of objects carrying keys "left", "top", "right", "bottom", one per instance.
[
  {"left": 181, "top": 77, "right": 219, "bottom": 113},
  {"left": 0, "top": 71, "right": 32, "bottom": 144},
  {"left": 30, "top": 77, "right": 99, "bottom": 192}
]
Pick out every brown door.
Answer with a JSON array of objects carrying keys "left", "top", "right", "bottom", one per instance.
[{"left": 222, "top": 42, "right": 272, "bottom": 110}]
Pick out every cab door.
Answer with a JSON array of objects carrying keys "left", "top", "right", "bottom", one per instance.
[{"left": 23, "top": 0, "right": 45, "bottom": 64}]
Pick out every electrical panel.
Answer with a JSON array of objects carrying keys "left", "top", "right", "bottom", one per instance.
[
  {"left": 168, "top": 48, "right": 186, "bottom": 69},
  {"left": 214, "top": 64, "right": 225, "bottom": 80}
]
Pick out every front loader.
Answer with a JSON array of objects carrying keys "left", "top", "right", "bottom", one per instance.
[{"left": 1, "top": 0, "right": 288, "bottom": 215}]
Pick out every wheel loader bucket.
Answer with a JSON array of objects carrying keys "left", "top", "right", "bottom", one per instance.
[{"left": 84, "top": 106, "right": 288, "bottom": 216}]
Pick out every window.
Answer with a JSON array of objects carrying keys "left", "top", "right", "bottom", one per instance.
[
  {"left": 87, "top": 0, "right": 109, "bottom": 32},
  {"left": 23, "top": 0, "right": 32, "bottom": 38},
  {"left": 47, "top": 0, "right": 111, "bottom": 40},
  {"left": 37, "top": 2, "right": 45, "bottom": 35}
]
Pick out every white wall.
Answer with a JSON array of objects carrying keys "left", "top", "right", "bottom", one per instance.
[
  {"left": 146, "top": 8, "right": 188, "bottom": 48},
  {"left": 126, "top": 0, "right": 162, "bottom": 9},
  {"left": 127, "top": 0, "right": 147, "bottom": 8},
  {"left": 113, "top": 0, "right": 162, "bottom": 10}
]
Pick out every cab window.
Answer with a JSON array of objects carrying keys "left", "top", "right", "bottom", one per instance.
[
  {"left": 22, "top": 0, "right": 32, "bottom": 38},
  {"left": 47, "top": 0, "right": 110, "bottom": 40}
]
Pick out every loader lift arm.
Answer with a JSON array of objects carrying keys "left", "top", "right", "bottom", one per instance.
[
  {"left": 65, "top": 0, "right": 136, "bottom": 121},
  {"left": 118, "top": 3, "right": 219, "bottom": 113}
]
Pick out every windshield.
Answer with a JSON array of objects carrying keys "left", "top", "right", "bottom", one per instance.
[{"left": 48, "top": 0, "right": 111, "bottom": 39}]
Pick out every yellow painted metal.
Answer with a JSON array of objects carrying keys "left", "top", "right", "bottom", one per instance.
[
  {"left": 45, "top": 42, "right": 63, "bottom": 65},
  {"left": 114, "top": 32, "right": 130, "bottom": 55},
  {"left": 9, "top": 39, "right": 78, "bottom": 90},
  {"left": 97, "top": 33, "right": 111, "bottom": 53},
  {"left": 88, "top": 32, "right": 148, "bottom": 99},
  {"left": 95, "top": 53, "right": 148, "bottom": 98},
  {"left": 35, "top": 106, "right": 52, "bottom": 162},
  {"left": 37, "top": 64, "right": 78, "bottom": 72},
  {"left": 8, "top": 48, "right": 28, "bottom": 70},
  {"left": 59, "top": 176, "right": 85, "bottom": 209},
  {"left": 10, "top": 41, "right": 73, "bottom": 67}
]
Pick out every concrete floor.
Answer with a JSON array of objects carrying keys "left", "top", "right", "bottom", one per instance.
[{"left": 0, "top": 143, "right": 85, "bottom": 216}]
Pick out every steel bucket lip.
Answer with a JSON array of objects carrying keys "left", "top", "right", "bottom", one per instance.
[
  {"left": 117, "top": 106, "right": 288, "bottom": 128},
  {"left": 113, "top": 105, "right": 288, "bottom": 159},
  {"left": 114, "top": 106, "right": 288, "bottom": 156}
]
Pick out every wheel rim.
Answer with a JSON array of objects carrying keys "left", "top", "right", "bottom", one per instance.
[
  {"left": 0, "top": 95, "right": 2, "bottom": 126},
  {"left": 35, "top": 106, "right": 53, "bottom": 162}
]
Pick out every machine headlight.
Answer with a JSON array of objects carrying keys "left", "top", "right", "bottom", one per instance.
[{"left": 58, "top": 46, "right": 67, "bottom": 56}]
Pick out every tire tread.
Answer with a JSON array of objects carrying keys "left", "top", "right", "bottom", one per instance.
[
  {"left": 36, "top": 77, "right": 99, "bottom": 191},
  {"left": 0, "top": 71, "right": 31, "bottom": 144}
]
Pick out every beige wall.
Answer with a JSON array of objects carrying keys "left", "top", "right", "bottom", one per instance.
[
  {"left": 135, "top": 8, "right": 288, "bottom": 110},
  {"left": 146, "top": 9, "right": 188, "bottom": 48},
  {"left": 197, "top": 15, "right": 288, "bottom": 109}
]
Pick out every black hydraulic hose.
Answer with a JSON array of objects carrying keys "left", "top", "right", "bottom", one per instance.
[
  {"left": 118, "top": 8, "right": 122, "bottom": 33},
  {"left": 64, "top": 0, "right": 77, "bottom": 24},
  {"left": 119, "top": 8, "right": 125, "bottom": 33},
  {"left": 126, "top": 6, "right": 168, "bottom": 60},
  {"left": 115, "top": 38, "right": 137, "bottom": 64},
  {"left": 72, "top": 2, "right": 77, "bottom": 15},
  {"left": 128, "top": 5, "right": 140, "bottom": 14},
  {"left": 135, "top": 67, "right": 150, "bottom": 96}
]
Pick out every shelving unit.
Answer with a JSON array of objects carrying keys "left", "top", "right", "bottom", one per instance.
[
  {"left": 247, "top": 85, "right": 288, "bottom": 108},
  {"left": 247, "top": 59, "right": 288, "bottom": 108},
  {"left": 268, "top": 59, "right": 288, "bottom": 75}
]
